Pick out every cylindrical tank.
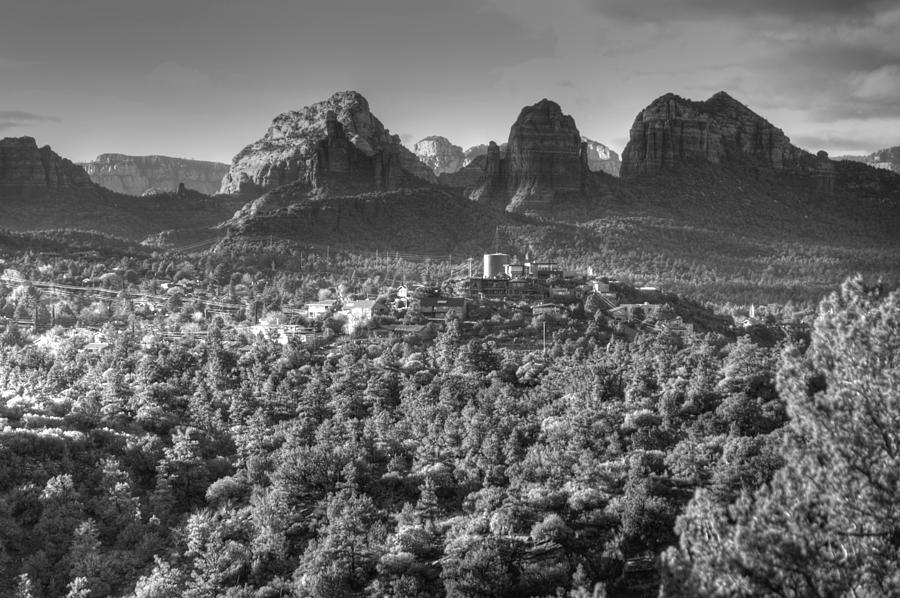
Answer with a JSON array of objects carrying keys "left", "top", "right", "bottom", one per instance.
[{"left": 483, "top": 253, "right": 510, "bottom": 278}]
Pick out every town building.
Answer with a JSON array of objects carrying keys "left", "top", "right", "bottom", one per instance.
[
  {"left": 306, "top": 299, "right": 339, "bottom": 319},
  {"left": 419, "top": 297, "right": 467, "bottom": 321}
]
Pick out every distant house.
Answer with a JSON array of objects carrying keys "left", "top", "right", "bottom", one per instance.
[
  {"left": 249, "top": 324, "right": 317, "bottom": 346},
  {"left": 607, "top": 303, "right": 661, "bottom": 323},
  {"left": 528, "top": 261, "right": 563, "bottom": 279},
  {"left": 533, "top": 302, "right": 566, "bottom": 316},
  {"left": 504, "top": 263, "right": 527, "bottom": 278},
  {"left": 306, "top": 300, "right": 339, "bottom": 319},
  {"left": 419, "top": 297, "right": 467, "bottom": 320},
  {"left": 591, "top": 280, "right": 611, "bottom": 293},
  {"left": 372, "top": 323, "right": 429, "bottom": 338},
  {"left": 549, "top": 286, "right": 574, "bottom": 299},
  {"left": 340, "top": 299, "right": 379, "bottom": 333},
  {"left": 82, "top": 342, "right": 110, "bottom": 354}
]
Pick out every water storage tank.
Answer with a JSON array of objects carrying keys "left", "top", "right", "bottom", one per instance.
[{"left": 483, "top": 253, "right": 510, "bottom": 278}]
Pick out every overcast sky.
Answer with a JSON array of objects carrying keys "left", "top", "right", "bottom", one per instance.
[{"left": 1, "top": 0, "right": 898, "bottom": 163}]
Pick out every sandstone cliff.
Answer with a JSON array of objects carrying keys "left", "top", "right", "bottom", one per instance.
[
  {"left": 620, "top": 91, "right": 808, "bottom": 178},
  {"left": 469, "top": 99, "right": 589, "bottom": 212},
  {"left": 581, "top": 136, "right": 620, "bottom": 176},
  {"left": 413, "top": 136, "right": 464, "bottom": 175},
  {"left": 220, "top": 91, "right": 435, "bottom": 196},
  {"left": 78, "top": 154, "right": 228, "bottom": 196},
  {"left": 0, "top": 137, "right": 93, "bottom": 189}
]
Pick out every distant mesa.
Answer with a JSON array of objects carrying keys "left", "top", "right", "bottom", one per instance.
[
  {"left": 413, "top": 136, "right": 464, "bottom": 176},
  {"left": 834, "top": 146, "right": 900, "bottom": 174},
  {"left": 78, "top": 154, "right": 228, "bottom": 196},
  {"left": 220, "top": 90, "right": 437, "bottom": 197},
  {"left": 581, "top": 137, "right": 621, "bottom": 177},
  {"left": 0, "top": 136, "right": 93, "bottom": 190},
  {"left": 469, "top": 98, "right": 592, "bottom": 213}
]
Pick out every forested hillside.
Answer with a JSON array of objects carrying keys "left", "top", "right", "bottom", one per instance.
[{"left": 1, "top": 232, "right": 895, "bottom": 596}]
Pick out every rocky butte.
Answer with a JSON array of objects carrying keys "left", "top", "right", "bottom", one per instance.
[
  {"left": 78, "top": 154, "right": 229, "bottom": 196},
  {"left": 0, "top": 136, "right": 93, "bottom": 189},
  {"left": 619, "top": 91, "right": 838, "bottom": 192},
  {"left": 413, "top": 136, "right": 465, "bottom": 176},
  {"left": 470, "top": 99, "right": 590, "bottom": 212},
  {"left": 621, "top": 92, "right": 798, "bottom": 174},
  {"left": 220, "top": 91, "right": 435, "bottom": 196}
]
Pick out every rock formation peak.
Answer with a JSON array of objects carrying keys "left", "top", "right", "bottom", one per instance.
[
  {"left": 0, "top": 136, "right": 93, "bottom": 189},
  {"left": 220, "top": 90, "right": 435, "bottom": 196},
  {"left": 413, "top": 136, "right": 465, "bottom": 176},
  {"left": 620, "top": 91, "right": 806, "bottom": 177},
  {"left": 469, "top": 99, "right": 589, "bottom": 212}
]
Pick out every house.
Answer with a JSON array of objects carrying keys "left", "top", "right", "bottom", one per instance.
[
  {"left": 372, "top": 323, "right": 429, "bottom": 338},
  {"left": 340, "top": 299, "right": 378, "bottom": 333},
  {"left": 504, "top": 263, "right": 527, "bottom": 278},
  {"left": 528, "top": 261, "right": 563, "bottom": 279},
  {"left": 533, "top": 302, "right": 566, "bottom": 316},
  {"left": 82, "top": 342, "right": 110, "bottom": 354},
  {"left": 607, "top": 303, "right": 661, "bottom": 323},
  {"left": 306, "top": 300, "right": 339, "bottom": 319},
  {"left": 591, "top": 280, "right": 611, "bottom": 293},
  {"left": 549, "top": 286, "right": 574, "bottom": 298},
  {"left": 419, "top": 297, "right": 467, "bottom": 320}
]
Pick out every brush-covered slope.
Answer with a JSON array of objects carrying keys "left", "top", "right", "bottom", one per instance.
[{"left": 224, "top": 182, "right": 509, "bottom": 253}]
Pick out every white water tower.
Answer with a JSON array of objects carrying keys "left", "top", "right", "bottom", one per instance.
[{"left": 483, "top": 253, "right": 510, "bottom": 278}]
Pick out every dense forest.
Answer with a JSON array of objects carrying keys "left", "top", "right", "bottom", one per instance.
[{"left": 1, "top": 229, "right": 898, "bottom": 596}]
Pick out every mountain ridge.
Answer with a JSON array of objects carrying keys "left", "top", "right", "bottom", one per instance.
[{"left": 78, "top": 153, "right": 228, "bottom": 196}]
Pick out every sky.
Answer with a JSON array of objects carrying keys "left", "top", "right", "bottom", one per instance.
[{"left": 1, "top": 0, "right": 898, "bottom": 164}]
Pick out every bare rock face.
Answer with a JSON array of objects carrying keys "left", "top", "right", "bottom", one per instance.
[
  {"left": 413, "top": 136, "right": 464, "bottom": 175},
  {"left": 814, "top": 151, "right": 836, "bottom": 194},
  {"left": 581, "top": 137, "right": 620, "bottom": 177},
  {"left": 620, "top": 91, "right": 806, "bottom": 178},
  {"left": 78, "top": 154, "right": 228, "bottom": 196},
  {"left": 0, "top": 136, "right": 93, "bottom": 189},
  {"left": 220, "top": 91, "right": 435, "bottom": 195},
  {"left": 468, "top": 141, "right": 506, "bottom": 202},
  {"left": 463, "top": 143, "right": 507, "bottom": 166},
  {"left": 470, "top": 99, "right": 587, "bottom": 212}
]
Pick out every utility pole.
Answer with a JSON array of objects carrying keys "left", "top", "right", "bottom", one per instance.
[{"left": 543, "top": 321, "right": 547, "bottom": 356}]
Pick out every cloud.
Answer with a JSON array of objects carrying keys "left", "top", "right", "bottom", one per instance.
[
  {"left": 583, "top": 0, "right": 896, "bottom": 24},
  {"left": 0, "top": 110, "right": 60, "bottom": 122},
  {"left": 144, "top": 61, "right": 211, "bottom": 88},
  {"left": 849, "top": 64, "right": 900, "bottom": 102},
  {"left": 0, "top": 110, "right": 60, "bottom": 132}
]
